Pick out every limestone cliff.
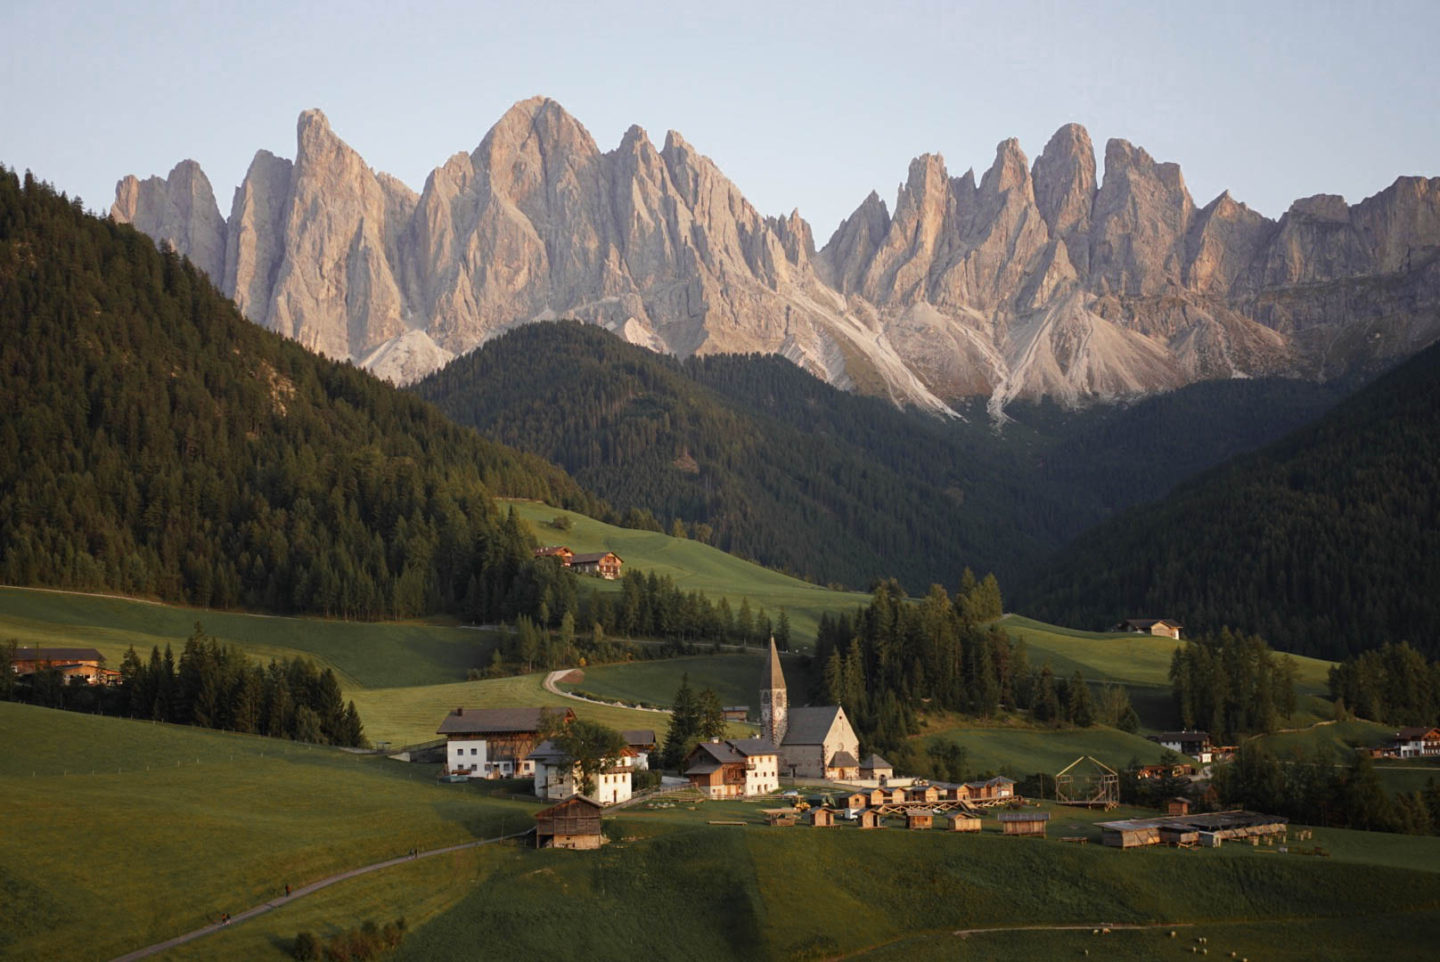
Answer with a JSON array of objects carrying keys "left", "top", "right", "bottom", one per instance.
[{"left": 113, "top": 101, "right": 1440, "bottom": 413}]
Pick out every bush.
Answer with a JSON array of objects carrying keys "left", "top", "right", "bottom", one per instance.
[{"left": 292, "top": 931, "right": 319, "bottom": 961}]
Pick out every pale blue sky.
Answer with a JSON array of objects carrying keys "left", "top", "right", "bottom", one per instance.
[{"left": 4, "top": 0, "right": 1437, "bottom": 240}]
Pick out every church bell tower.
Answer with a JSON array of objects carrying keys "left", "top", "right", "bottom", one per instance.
[{"left": 760, "top": 636, "right": 788, "bottom": 746}]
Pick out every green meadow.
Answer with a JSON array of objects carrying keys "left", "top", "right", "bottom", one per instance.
[
  {"left": 0, "top": 702, "right": 537, "bottom": 962},
  {"left": 556, "top": 651, "right": 818, "bottom": 714},
  {"left": 350, "top": 671, "right": 671, "bottom": 748},
  {"left": 0, "top": 586, "right": 502, "bottom": 691},
  {"left": 918, "top": 723, "right": 1181, "bottom": 776},
  {"left": 502, "top": 498, "right": 873, "bottom": 643}
]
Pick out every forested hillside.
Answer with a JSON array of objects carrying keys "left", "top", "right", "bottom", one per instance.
[
  {"left": 0, "top": 169, "right": 600, "bottom": 620},
  {"left": 1017, "top": 340, "right": 1440, "bottom": 660},
  {"left": 414, "top": 321, "right": 1345, "bottom": 589}
]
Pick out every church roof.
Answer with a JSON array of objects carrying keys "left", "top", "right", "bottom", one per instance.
[
  {"left": 761, "top": 636, "right": 785, "bottom": 692},
  {"left": 782, "top": 706, "right": 846, "bottom": 746},
  {"left": 860, "top": 754, "right": 893, "bottom": 771}
]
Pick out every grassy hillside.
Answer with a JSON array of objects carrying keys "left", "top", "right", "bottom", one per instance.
[
  {"left": 0, "top": 586, "right": 502, "bottom": 691},
  {"left": 503, "top": 498, "right": 872, "bottom": 643},
  {"left": 350, "top": 672, "right": 670, "bottom": 748},
  {"left": 919, "top": 724, "right": 1179, "bottom": 775},
  {"left": 7, "top": 703, "right": 1438, "bottom": 961},
  {"left": 1017, "top": 338, "right": 1440, "bottom": 660},
  {"left": 399, "top": 803, "right": 1440, "bottom": 962},
  {"left": 0, "top": 702, "right": 537, "bottom": 962}
]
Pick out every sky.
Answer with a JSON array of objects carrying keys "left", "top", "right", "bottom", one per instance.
[{"left": 4, "top": 0, "right": 1438, "bottom": 241}]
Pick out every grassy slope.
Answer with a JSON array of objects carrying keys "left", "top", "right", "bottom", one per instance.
[
  {"left": 502, "top": 499, "right": 872, "bottom": 644},
  {"left": 557, "top": 651, "right": 817, "bottom": 714},
  {"left": 398, "top": 801, "right": 1440, "bottom": 962},
  {"left": 7, "top": 704, "right": 1438, "bottom": 962},
  {"left": 0, "top": 702, "right": 538, "bottom": 962},
  {"left": 349, "top": 672, "right": 670, "bottom": 748},
  {"left": 0, "top": 586, "right": 500, "bottom": 691},
  {"left": 919, "top": 725, "right": 1179, "bottom": 776}
]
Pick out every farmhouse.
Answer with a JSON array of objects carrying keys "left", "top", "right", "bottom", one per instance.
[
  {"left": 684, "top": 737, "right": 780, "bottom": 798},
  {"left": 437, "top": 706, "right": 573, "bottom": 777},
  {"left": 1391, "top": 726, "right": 1440, "bottom": 758},
  {"left": 1149, "top": 730, "right": 1213, "bottom": 763},
  {"left": 569, "top": 551, "right": 623, "bottom": 579},
  {"left": 534, "top": 795, "right": 604, "bottom": 850},
  {"left": 9, "top": 647, "right": 118, "bottom": 685},
  {"left": 528, "top": 740, "right": 635, "bottom": 806},
  {"left": 760, "top": 638, "right": 862, "bottom": 780},
  {"left": 1098, "top": 810, "right": 1288, "bottom": 849},
  {"left": 998, "top": 810, "right": 1049, "bottom": 836},
  {"left": 621, "top": 729, "right": 657, "bottom": 769},
  {"left": 1114, "top": 618, "right": 1183, "bottom": 640},
  {"left": 533, "top": 545, "right": 575, "bottom": 564}
]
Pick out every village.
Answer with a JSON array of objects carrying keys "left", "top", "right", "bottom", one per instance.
[{"left": 427, "top": 637, "right": 1310, "bottom": 855}]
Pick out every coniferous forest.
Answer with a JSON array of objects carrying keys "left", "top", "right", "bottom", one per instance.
[
  {"left": 0, "top": 169, "right": 602, "bottom": 621},
  {"left": 1017, "top": 339, "right": 1440, "bottom": 660},
  {"left": 413, "top": 320, "right": 1344, "bottom": 591}
]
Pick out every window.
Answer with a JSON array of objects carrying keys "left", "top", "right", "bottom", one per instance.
[{"left": 470, "top": 748, "right": 477, "bottom": 755}]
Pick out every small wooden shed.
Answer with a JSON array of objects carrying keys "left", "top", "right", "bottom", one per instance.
[
  {"left": 907, "top": 784, "right": 940, "bottom": 805},
  {"left": 762, "top": 808, "right": 797, "bottom": 827},
  {"left": 534, "top": 795, "right": 604, "bottom": 850},
  {"left": 844, "top": 792, "right": 870, "bottom": 811},
  {"left": 1166, "top": 797, "right": 1192, "bottom": 816},
  {"left": 859, "top": 809, "right": 883, "bottom": 829},
  {"left": 811, "top": 807, "right": 836, "bottom": 828},
  {"left": 997, "top": 810, "right": 1049, "bottom": 837},
  {"left": 867, "top": 788, "right": 887, "bottom": 807},
  {"left": 906, "top": 809, "right": 935, "bottom": 830},
  {"left": 947, "top": 814, "right": 982, "bottom": 833}
]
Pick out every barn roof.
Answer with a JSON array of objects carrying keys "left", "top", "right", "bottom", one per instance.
[
  {"left": 782, "top": 706, "right": 845, "bottom": 746},
  {"left": 533, "top": 794, "right": 604, "bottom": 820},
  {"left": 622, "top": 730, "right": 657, "bottom": 747},
  {"left": 997, "top": 810, "right": 1051, "bottom": 822},
  {"left": 437, "top": 706, "right": 570, "bottom": 735},
  {"left": 570, "top": 552, "right": 620, "bottom": 565}
]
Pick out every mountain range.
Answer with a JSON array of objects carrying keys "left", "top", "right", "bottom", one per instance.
[{"left": 112, "top": 98, "right": 1440, "bottom": 413}]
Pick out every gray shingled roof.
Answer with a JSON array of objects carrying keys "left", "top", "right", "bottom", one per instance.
[
  {"left": 782, "top": 706, "right": 844, "bottom": 746},
  {"left": 526, "top": 739, "right": 571, "bottom": 763},
  {"left": 621, "top": 730, "right": 657, "bottom": 747},
  {"left": 729, "top": 737, "right": 777, "bottom": 757},
  {"left": 436, "top": 707, "right": 567, "bottom": 736},
  {"left": 860, "top": 754, "right": 892, "bottom": 770},
  {"left": 829, "top": 750, "right": 860, "bottom": 768}
]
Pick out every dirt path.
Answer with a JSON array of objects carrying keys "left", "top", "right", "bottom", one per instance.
[
  {"left": 108, "top": 831, "right": 531, "bottom": 962},
  {"left": 542, "top": 668, "right": 672, "bottom": 715}
]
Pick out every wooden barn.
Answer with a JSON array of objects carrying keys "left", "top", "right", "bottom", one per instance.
[
  {"left": 947, "top": 814, "right": 982, "bottom": 833},
  {"left": 859, "top": 809, "right": 883, "bottom": 829},
  {"left": 997, "top": 810, "right": 1049, "bottom": 837},
  {"left": 1167, "top": 797, "right": 1192, "bottom": 816},
  {"left": 844, "top": 792, "right": 870, "bottom": 811},
  {"left": 810, "top": 807, "right": 836, "bottom": 828},
  {"left": 534, "top": 795, "right": 603, "bottom": 850},
  {"left": 906, "top": 810, "right": 935, "bottom": 830},
  {"left": 569, "top": 551, "right": 623, "bottom": 579},
  {"left": 1099, "top": 810, "right": 1288, "bottom": 849}
]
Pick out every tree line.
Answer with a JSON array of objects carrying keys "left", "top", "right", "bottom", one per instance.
[
  {"left": 1328, "top": 641, "right": 1440, "bottom": 728},
  {"left": 1, "top": 625, "right": 365, "bottom": 747},
  {"left": 1168, "top": 628, "right": 1300, "bottom": 743},
  {"left": 1213, "top": 741, "right": 1440, "bottom": 836},
  {"left": 810, "top": 571, "right": 1136, "bottom": 774}
]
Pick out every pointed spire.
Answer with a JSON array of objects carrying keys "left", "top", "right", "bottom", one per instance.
[
  {"left": 761, "top": 636, "right": 788, "bottom": 747},
  {"left": 762, "top": 635, "right": 785, "bottom": 690}
]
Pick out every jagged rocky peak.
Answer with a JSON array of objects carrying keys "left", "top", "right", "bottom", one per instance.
[
  {"left": 110, "top": 103, "right": 1440, "bottom": 411},
  {"left": 1031, "top": 123, "right": 1096, "bottom": 271},
  {"left": 112, "top": 159, "right": 227, "bottom": 282}
]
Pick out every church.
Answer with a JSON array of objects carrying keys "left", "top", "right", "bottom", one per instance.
[{"left": 761, "top": 638, "right": 862, "bottom": 780}]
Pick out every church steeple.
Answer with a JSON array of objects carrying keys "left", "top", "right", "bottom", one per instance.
[{"left": 760, "top": 636, "right": 788, "bottom": 746}]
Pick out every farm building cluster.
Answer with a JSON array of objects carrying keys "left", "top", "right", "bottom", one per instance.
[
  {"left": 1367, "top": 726, "right": 1440, "bottom": 759},
  {"left": 435, "top": 705, "right": 656, "bottom": 806},
  {"left": 532, "top": 546, "right": 624, "bottom": 579},
  {"left": 1097, "top": 810, "right": 1289, "bottom": 848}
]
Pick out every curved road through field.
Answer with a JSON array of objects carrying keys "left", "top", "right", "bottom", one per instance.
[
  {"left": 542, "top": 668, "right": 672, "bottom": 715},
  {"left": 108, "top": 831, "right": 531, "bottom": 962}
]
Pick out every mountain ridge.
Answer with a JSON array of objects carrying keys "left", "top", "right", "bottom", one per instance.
[{"left": 113, "top": 98, "right": 1440, "bottom": 411}]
